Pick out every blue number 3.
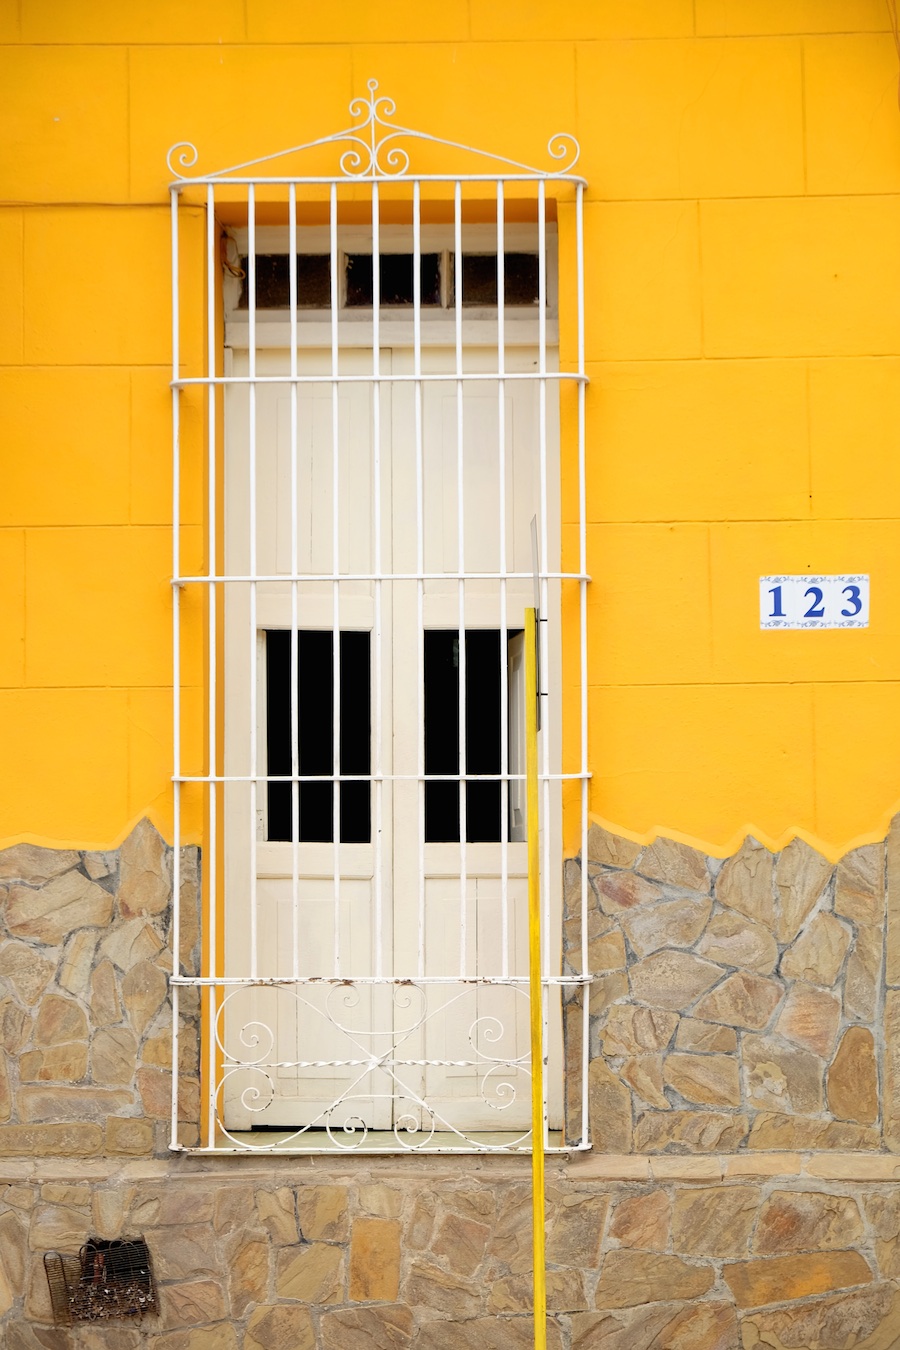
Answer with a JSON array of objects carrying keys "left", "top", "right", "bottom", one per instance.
[{"left": 841, "top": 585, "right": 862, "bottom": 617}]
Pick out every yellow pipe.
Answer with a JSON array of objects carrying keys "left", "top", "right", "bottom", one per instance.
[{"left": 525, "top": 607, "right": 547, "bottom": 1350}]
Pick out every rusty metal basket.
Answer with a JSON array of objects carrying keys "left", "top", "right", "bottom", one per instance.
[{"left": 43, "top": 1237, "right": 156, "bottom": 1325}]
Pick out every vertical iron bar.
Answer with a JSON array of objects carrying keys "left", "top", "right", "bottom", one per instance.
[
  {"left": 289, "top": 186, "right": 300, "bottom": 981},
  {"left": 413, "top": 180, "right": 425, "bottom": 981},
  {"left": 576, "top": 183, "right": 590, "bottom": 1145},
  {"left": 331, "top": 183, "right": 342, "bottom": 978},
  {"left": 537, "top": 179, "right": 550, "bottom": 1149},
  {"left": 497, "top": 182, "right": 509, "bottom": 980},
  {"left": 454, "top": 181, "right": 467, "bottom": 978},
  {"left": 372, "top": 182, "right": 384, "bottom": 980},
  {"left": 170, "top": 185, "right": 181, "bottom": 1151},
  {"left": 205, "top": 183, "right": 217, "bottom": 1148},
  {"left": 247, "top": 185, "right": 258, "bottom": 981}
]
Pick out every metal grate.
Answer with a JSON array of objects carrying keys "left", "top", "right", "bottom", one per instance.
[
  {"left": 168, "top": 79, "right": 591, "bottom": 1153},
  {"left": 43, "top": 1238, "right": 156, "bottom": 1325}
]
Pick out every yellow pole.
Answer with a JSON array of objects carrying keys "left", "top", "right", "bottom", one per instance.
[{"left": 525, "top": 607, "right": 547, "bottom": 1350}]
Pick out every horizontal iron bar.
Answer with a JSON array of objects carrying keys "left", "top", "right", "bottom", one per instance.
[
  {"left": 172, "top": 1144, "right": 588, "bottom": 1155},
  {"left": 172, "top": 571, "right": 591, "bottom": 583},
  {"left": 172, "top": 974, "right": 590, "bottom": 986},
  {"left": 172, "top": 771, "right": 591, "bottom": 783},
  {"left": 173, "top": 372, "right": 587, "bottom": 388},
  {"left": 172, "top": 173, "right": 588, "bottom": 188}
]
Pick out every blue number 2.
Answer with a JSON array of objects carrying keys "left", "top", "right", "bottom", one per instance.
[
  {"left": 841, "top": 584, "right": 862, "bottom": 617},
  {"left": 804, "top": 587, "right": 825, "bottom": 618}
]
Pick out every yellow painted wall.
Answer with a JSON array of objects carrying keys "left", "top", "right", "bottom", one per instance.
[{"left": 1, "top": 0, "right": 899, "bottom": 859}]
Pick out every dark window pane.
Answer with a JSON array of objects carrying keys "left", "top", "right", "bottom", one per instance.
[
  {"left": 266, "top": 630, "right": 370, "bottom": 843},
  {"left": 424, "top": 630, "right": 502, "bottom": 843},
  {"left": 345, "top": 253, "right": 442, "bottom": 308},
  {"left": 238, "top": 254, "right": 332, "bottom": 309},
  {"left": 451, "top": 252, "right": 541, "bottom": 307}
]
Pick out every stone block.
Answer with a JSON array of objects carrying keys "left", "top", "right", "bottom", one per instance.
[
  {"left": 136, "top": 1067, "right": 199, "bottom": 1122},
  {"left": 545, "top": 1195, "right": 608, "bottom": 1267},
  {"left": 432, "top": 1211, "right": 490, "bottom": 1276},
  {"left": 0, "top": 997, "right": 32, "bottom": 1053},
  {"left": 58, "top": 930, "right": 98, "bottom": 996},
  {"left": 152, "top": 1328, "right": 238, "bottom": 1350},
  {"left": 0, "top": 1122, "right": 102, "bottom": 1155},
  {"left": 18, "top": 1085, "right": 132, "bottom": 1122},
  {"left": 780, "top": 912, "right": 851, "bottom": 987},
  {"left": 410, "top": 1315, "right": 563, "bottom": 1350},
  {"left": 0, "top": 844, "right": 79, "bottom": 883},
  {"left": 594, "top": 871, "right": 664, "bottom": 915},
  {"left": 256, "top": 1187, "right": 298, "bottom": 1244},
  {"left": 636, "top": 836, "right": 711, "bottom": 893},
  {"left": 845, "top": 923, "right": 882, "bottom": 1022},
  {"left": 619, "top": 896, "right": 711, "bottom": 958},
  {"left": 587, "top": 824, "right": 642, "bottom": 869},
  {"left": 7, "top": 870, "right": 113, "bottom": 945},
  {"left": 775, "top": 838, "right": 833, "bottom": 943},
  {"left": 228, "top": 1234, "right": 269, "bottom": 1317},
  {"left": 888, "top": 816, "right": 900, "bottom": 987},
  {"left": 35, "top": 993, "right": 88, "bottom": 1046},
  {"left": 749, "top": 1112, "right": 880, "bottom": 1151},
  {"left": 723, "top": 1249, "right": 872, "bottom": 1308},
  {"left": 350, "top": 1216, "right": 401, "bottom": 1301},
  {"left": 121, "top": 960, "right": 167, "bottom": 1035},
  {"left": 828, "top": 1025, "right": 878, "bottom": 1124},
  {"left": 635, "top": 1109, "right": 748, "bottom": 1153},
  {"left": 697, "top": 910, "right": 777, "bottom": 974},
  {"left": 742, "top": 1033, "right": 824, "bottom": 1115},
  {"left": 105, "top": 1116, "right": 154, "bottom": 1154},
  {"left": 358, "top": 1183, "right": 403, "bottom": 1217},
  {"left": 692, "top": 971, "right": 784, "bottom": 1030},
  {"left": 608, "top": 1190, "right": 669, "bottom": 1251},
  {"left": 628, "top": 951, "right": 722, "bottom": 1011},
  {"left": 0, "top": 1209, "right": 27, "bottom": 1299},
  {"left": 29, "top": 1202, "right": 89, "bottom": 1250},
  {"left": 835, "top": 843, "right": 885, "bottom": 926},
  {"left": 21, "top": 1041, "right": 89, "bottom": 1083},
  {"left": 407, "top": 1192, "right": 435, "bottom": 1249},
  {"left": 159, "top": 1279, "right": 227, "bottom": 1330},
  {"left": 488, "top": 1269, "right": 588, "bottom": 1312},
  {"left": 117, "top": 818, "right": 170, "bottom": 918},
  {"left": 601, "top": 1006, "right": 678, "bottom": 1056},
  {"left": 741, "top": 1284, "right": 898, "bottom": 1350},
  {"left": 620, "top": 1054, "right": 668, "bottom": 1109},
  {"left": 213, "top": 1184, "right": 254, "bottom": 1235},
  {"left": 753, "top": 1189, "right": 864, "bottom": 1255},
  {"left": 775, "top": 982, "right": 841, "bottom": 1057},
  {"left": 92, "top": 1188, "right": 127, "bottom": 1238},
  {"left": 83, "top": 850, "right": 115, "bottom": 881},
  {"left": 674, "top": 1018, "right": 736, "bottom": 1053},
  {"left": 572, "top": 1302, "right": 738, "bottom": 1350},
  {"left": 594, "top": 1249, "right": 714, "bottom": 1308},
  {"left": 589, "top": 970, "right": 629, "bottom": 1017},
  {"left": 883, "top": 990, "right": 900, "bottom": 1152},
  {"left": 402, "top": 1259, "right": 482, "bottom": 1317},
  {"left": 671, "top": 1184, "right": 759, "bottom": 1257},
  {"left": 321, "top": 1306, "right": 413, "bottom": 1350},
  {"left": 716, "top": 837, "right": 775, "bottom": 929},
  {"left": 91, "top": 1026, "right": 138, "bottom": 1085},
  {"left": 99, "top": 918, "right": 163, "bottom": 973},
  {"left": 294, "top": 1185, "right": 348, "bottom": 1242},
  {"left": 89, "top": 959, "right": 122, "bottom": 1025},
  {"left": 0, "top": 1050, "right": 10, "bottom": 1123},
  {"left": 0, "top": 942, "right": 56, "bottom": 1005},
  {"left": 149, "top": 1224, "right": 217, "bottom": 1281},
  {"left": 589, "top": 1059, "right": 632, "bottom": 1152},
  {"left": 664, "top": 1052, "right": 740, "bottom": 1107},
  {"left": 275, "top": 1242, "right": 344, "bottom": 1302}
]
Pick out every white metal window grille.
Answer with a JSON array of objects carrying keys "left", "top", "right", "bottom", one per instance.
[{"left": 169, "top": 82, "right": 590, "bottom": 1153}]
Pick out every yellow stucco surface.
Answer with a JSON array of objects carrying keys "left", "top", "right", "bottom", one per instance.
[{"left": 2, "top": 2, "right": 900, "bottom": 859}]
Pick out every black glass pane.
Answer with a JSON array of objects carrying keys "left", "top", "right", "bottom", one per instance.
[
  {"left": 452, "top": 252, "right": 541, "bottom": 307},
  {"left": 424, "top": 630, "right": 501, "bottom": 843},
  {"left": 345, "top": 253, "right": 442, "bottom": 307},
  {"left": 266, "top": 630, "right": 370, "bottom": 843},
  {"left": 238, "top": 254, "right": 332, "bottom": 309}
]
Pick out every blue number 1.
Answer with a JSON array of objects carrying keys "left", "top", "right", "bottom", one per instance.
[{"left": 768, "top": 585, "right": 785, "bottom": 618}]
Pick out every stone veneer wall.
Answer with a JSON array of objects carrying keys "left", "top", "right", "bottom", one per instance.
[
  {"left": 0, "top": 821, "right": 201, "bottom": 1156},
  {"left": 563, "top": 821, "right": 900, "bottom": 1157},
  {"left": 0, "top": 820, "right": 899, "bottom": 1349}
]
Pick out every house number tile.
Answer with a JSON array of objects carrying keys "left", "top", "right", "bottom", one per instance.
[{"left": 759, "top": 575, "right": 869, "bottom": 630}]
